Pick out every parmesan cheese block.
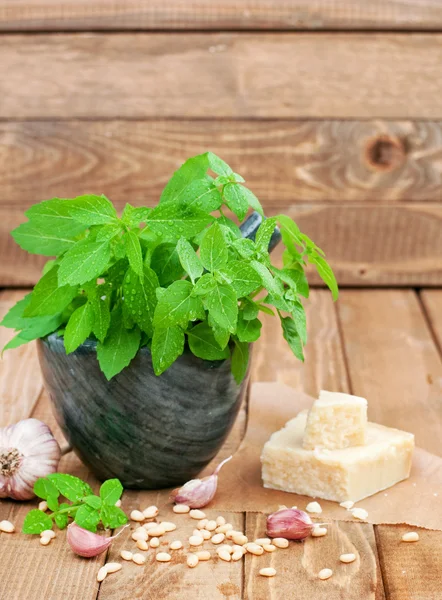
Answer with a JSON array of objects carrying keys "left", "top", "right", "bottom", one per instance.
[
  {"left": 302, "top": 390, "right": 368, "bottom": 450},
  {"left": 261, "top": 410, "right": 414, "bottom": 502}
]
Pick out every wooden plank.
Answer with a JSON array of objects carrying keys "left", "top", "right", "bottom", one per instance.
[
  {"left": 3, "top": 204, "right": 442, "bottom": 288},
  {"left": 420, "top": 290, "right": 442, "bottom": 356},
  {"left": 2, "top": 119, "right": 442, "bottom": 205},
  {"left": 1, "top": 1, "right": 442, "bottom": 31},
  {"left": 1, "top": 34, "right": 442, "bottom": 119},
  {"left": 338, "top": 289, "right": 442, "bottom": 600},
  {"left": 245, "top": 513, "right": 384, "bottom": 600}
]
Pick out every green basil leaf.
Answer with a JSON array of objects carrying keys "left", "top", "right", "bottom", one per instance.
[
  {"left": 218, "top": 261, "right": 261, "bottom": 297},
  {"left": 207, "top": 152, "right": 233, "bottom": 177},
  {"left": 83, "top": 495, "right": 102, "bottom": 510},
  {"left": 65, "top": 194, "right": 118, "bottom": 226},
  {"left": 200, "top": 222, "right": 228, "bottom": 272},
  {"left": 46, "top": 494, "right": 60, "bottom": 512},
  {"left": 187, "top": 322, "right": 230, "bottom": 361},
  {"left": 204, "top": 282, "right": 238, "bottom": 333},
  {"left": 22, "top": 510, "right": 53, "bottom": 535},
  {"left": 64, "top": 302, "right": 94, "bottom": 354},
  {"left": 160, "top": 154, "right": 210, "bottom": 204},
  {"left": 54, "top": 512, "right": 69, "bottom": 530},
  {"left": 231, "top": 340, "right": 250, "bottom": 384},
  {"left": 255, "top": 217, "right": 277, "bottom": 255},
  {"left": 150, "top": 243, "right": 185, "bottom": 287},
  {"left": 222, "top": 184, "right": 249, "bottom": 221},
  {"left": 90, "top": 295, "right": 111, "bottom": 343},
  {"left": 192, "top": 273, "right": 216, "bottom": 296},
  {"left": 236, "top": 313, "right": 262, "bottom": 343},
  {"left": 23, "top": 267, "right": 78, "bottom": 318},
  {"left": 123, "top": 267, "right": 159, "bottom": 337},
  {"left": 97, "top": 306, "right": 141, "bottom": 380},
  {"left": 47, "top": 473, "right": 93, "bottom": 502},
  {"left": 280, "top": 315, "right": 304, "bottom": 361},
  {"left": 75, "top": 504, "right": 100, "bottom": 532},
  {"left": 153, "top": 280, "right": 205, "bottom": 329},
  {"left": 58, "top": 238, "right": 111, "bottom": 287},
  {"left": 176, "top": 238, "right": 203, "bottom": 284},
  {"left": 151, "top": 326, "right": 185, "bottom": 375},
  {"left": 33, "top": 477, "right": 59, "bottom": 501},
  {"left": 147, "top": 203, "right": 213, "bottom": 240},
  {"left": 100, "top": 505, "right": 128, "bottom": 530},
  {"left": 99, "top": 479, "right": 123, "bottom": 506},
  {"left": 123, "top": 230, "right": 144, "bottom": 279},
  {"left": 308, "top": 254, "right": 338, "bottom": 301}
]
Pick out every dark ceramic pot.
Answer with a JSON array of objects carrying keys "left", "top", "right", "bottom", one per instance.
[{"left": 38, "top": 335, "right": 250, "bottom": 489}]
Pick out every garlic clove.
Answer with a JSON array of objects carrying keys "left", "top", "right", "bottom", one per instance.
[
  {"left": 171, "top": 456, "right": 232, "bottom": 509},
  {"left": 67, "top": 523, "right": 128, "bottom": 558},
  {"left": 266, "top": 508, "right": 314, "bottom": 541}
]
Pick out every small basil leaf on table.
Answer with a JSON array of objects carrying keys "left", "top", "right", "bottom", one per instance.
[
  {"left": 22, "top": 510, "right": 53, "bottom": 535},
  {"left": 54, "top": 512, "right": 69, "bottom": 530},
  {"left": 99, "top": 479, "right": 123, "bottom": 506},
  {"left": 83, "top": 495, "right": 102, "bottom": 510},
  {"left": 101, "top": 505, "right": 128, "bottom": 529},
  {"left": 75, "top": 504, "right": 101, "bottom": 532},
  {"left": 47, "top": 473, "right": 93, "bottom": 502},
  {"left": 33, "top": 477, "right": 59, "bottom": 501}
]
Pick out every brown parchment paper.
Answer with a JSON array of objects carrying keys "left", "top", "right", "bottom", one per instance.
[{"left": 208, "top": 382, "right": 442, "bottom": 530}]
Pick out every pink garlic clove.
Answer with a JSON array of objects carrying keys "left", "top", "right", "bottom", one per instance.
[
  {"left": 266, "top": 508, "right": 314, "bottom": 541},
  {"left": 67, "top": 523, "right": 128, "bottom": 558},
  {"left": 171, "top": 455, "right": 232, "bottom": 509}
]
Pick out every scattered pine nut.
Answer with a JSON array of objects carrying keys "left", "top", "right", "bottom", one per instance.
[
  {"left": 216, "top": 516, "right": 226, "bottom": 526},
  {"left": 120, "top": 550, "right": 133, "bottom": 561},
  {"left": 40, "top": 530, "right": 55, "bottom": 539},
  {"left": 197, "top": 519, "right": 209, "bottom": 529},
  {"left": 170, "top": 540, "right": 183, "bottom": 550},
  {"left": 143, "top": 505, "right": 159, "bottom": 519},
  {"left": 244, "top": 543, "right": 264, "bottom": 556},
  {"left": 132, "top": 529, "right": 148, "bottom": 542},
  {"left": 217, "top": 544, "right": 233, "bottom": 554},
  {"left": 136, "top": 539, "right": 149, "bottom": 551},
  {"left": 340, "top": 501, "right": 354, "bottom": 510},
  {"left": 312, "top": 526, "right": 327, "bottom": 538},
  {"left": 115, "top": 499, "right": 122, "bottom": 508},
  {"left": 150, "top": 537, "right": 160, "bottom": 548},
  {"left": 318, "top": 568, "right": 333, "bottom": 580},
  {"left": 130, "top": 510, "right": 145, "bottom": 522},
  {"left": 156, "top": 552, "right": 171, "bottom": 563},
  {"left": 232, "top": 545, "right": 245, "bottom": 554},
  {"left": 148, "top": 525, "right": 166, "bottom": 537},
  {"left": 38, "top": 501, "right": 48, "bottom": 512},
  {"left": 218, "top": 549, "right": 231, "bottom": 562},
  {"left": 255, "top": 538, "right": 271, "bottom": 546},
  {"left": 263, "top": 544, "right": 276, "bottom": 552},
  {"left": 232, "top": 551, "right": 243, "bottom": 561},
  {"left": 259, "top": 567, "right": 276, "bottom": 577},
  {"left": 216, "top": 524, "right": 233, "bottom": 534},
  {"left": 105, "top": 563, "right": 122, "bottom": 574},
  {"left": 189, "top": 535, "right": 204, "bottom": 546},
  {"left": 402, "top": 532, "right": 419, "bottom": 542},
  {"left": 144, "top": 522, "right": 158, "bottom": 531},
  {"left": 340, "top": 553, "right": 357, "bottom": 563},
  {"left": 232, "top": 533, "right": 248, "bottom": 546},
  {"left": 173, "top": 504, "right": 190, "bottom": 514},
  {"left": 196, "top": 550, "right": 211, "bottom": 561},
  {"left": 0, "top": 520, "right": 15, "bottom": 533},
  {"left": 201, "top": 529, "right": 212, "bottom": 540},
  {"left": 272, "top": 538, "right": 289, "bottom": 549},
  {"left": 306, "top": 501, "right": 322, "bottom": 514},
  {"left": 97, "top": 566, "right": 108, "bottom": 582},
  {"left": 351, "top": 508, "right": 368, "bottom": 520},
  {"left": 211, "top": 533, "right": 225, "bottom": 545},
  {"left": 40, "top": 535, "right": 51, "bottom": 546},
  {"left": 189, "top": 509, "right": 206, "bottom": 520},
  {"left": 132, "top": 553, "right": 146, "bottom": 565},
  {"left": 161, "top": 522, "right": 177, "bottom": 532},
  {"left": 205, "top": 520, "right": 217, "bottom": 531},
  {"left": 187, "top": 554, "right": 199, "bottom": 568}
]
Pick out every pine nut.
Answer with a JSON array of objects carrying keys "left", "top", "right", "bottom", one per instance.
[
  {"left": 161, "top": 521, "right": 177, "bottom": 532},
  {"left": 216, "top": 524, "right": 233, "bottom": 534},
  {"left": 132, "top": 553, "right": 146, "bottom": 565},
  {"left": 149, "top": 537, "right": 160, "bottom": 548},
  {"left": 143, "top": 505, "right": 159, "bottom": 519},
  {"left": 97, "top": 566, "right": 108, "bottom": 582},
  {"left": 351, "top": 508, "right": 368, "bottom": 521},
  {"left": 259, "top": 567, "right": 276, "bottom": 577},
  {"left": 197, "top": 519, "right": 209, "bottom": 529},
  {"left": 205, "top": 520, "right": 217, "bottom": 531},
  {"left": 318, "top": 568, "right": 333, "bottom": 580},
  {"left": 263, "top": 544, "right": 276, "bottom": 552},
  {"left": 148, "top": 525, "right": 166, "bottom": 537},
  {"left": 340, "top": 501, "right": 354, "bottom": 510},
  {"left": 120, "top": 550, "right": 133, "bottom": 561},
  {"left": 144, "top": 522, "right": 158, "bottom": 531},
  {"left": 173, "top": 504, "right": 190, "bottom": 514},
  {"left": 306, "top": 501, "right": 322, "bottom": 514},
  {"left": 136, "top": 539, "right": 149, "bottom": 551},
  {"left": 189, "top": 535, "right": 204, "bottom": 546},
  {"left": 40, "top": 535, "right": 51, "bottom": 546},
  {"left": 217, "top": 545, "right": 233, "bottom": 554},
  {"left": 38, "top": 501, "right": 48, "bottom": 512},
  {"left": 402, "top": 532, "right": 419, "bottom": 542},
  {"left": 232, "top": 533, "right": 248, "bottom": 546},
  {"left": 0, "top": 520, "right": 15, "bottom": 533},
  {"left": 255, "top": 538, "right": 271, "bottom": 546},
  {"left": 156, "top": 552, "right": 171, "bottom": 563},
  {"left": 272, "top": 538, "right": 289, "bottom": 549},
  {"left": 291, "top": 506, "right": 297, "bottom": 509},
  {"left": 115, "top": 499, "right": 122, "bottom": 508},
  {"left": 232, "top": 551, "right": 243, "bottom": 561},
  {"left": 218, "top": 549, "right": 231, "bottom": 562},
  {"left": 196, "top": 550, "right": 211, "bottom": 561},
  {"left": 340, "top": 553, "right": 357, "bottom": 563},
  {"left": 212, "top": 533, "right": 225, "bottom": 545},
  {"left": 187, "top": 554, "right": 199, "bottom": 568},
  {"left": 312, "top": 526, "right": 327, "bottom": 538},
  {"left": 226, "top": 529, "right": 239, "bottom": 540},
  {"left": 216, "top": 516, "right": 226, "bottom": 526},
  {"left": 40, "top": 530, "right": 55, "bottom": 539},
  {"left": 132, "top": 529, "right": 148, "bottom": 542},
  {"left": 201, "top": 529, "right": 212, "bottom": 540},
  {"left": 170, "top": 540, "right": 183, "bottom": 550},
  {"left": 130, "top": 510, "right": 145, "bottom": 522},
  {"left": 232, "top": 545, "right": 245, "bottom": 555},
  {"left": 189, "top": 509, "right": 206, "bottom": 520},
  {"left": 244, "top": 543, "right": 264, "bottom": 556},
  {"left": 105, "top": 563, "right": 122, "bottom": 574}
]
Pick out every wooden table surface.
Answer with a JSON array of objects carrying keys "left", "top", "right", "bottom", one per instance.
[{"left": 0, "top": 287, "right": 441, "bottom": 600}]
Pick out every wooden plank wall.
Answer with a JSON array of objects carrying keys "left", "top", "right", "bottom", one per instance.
[{"left": 0, "top": 5, "right": 441, "bottom": 287}]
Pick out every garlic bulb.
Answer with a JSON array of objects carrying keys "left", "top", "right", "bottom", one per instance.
[
  {"left": 266, "top": 508, "right": 314, "bottom": 541},
  {"left": 171, "top": 455, "right": 232, "bottom": 508},
  {"left": 0, "top": 418, "right": 61, "bottom": 500},
  {"left": 67, "top": 523, "right": 128, "bottom": 557}
]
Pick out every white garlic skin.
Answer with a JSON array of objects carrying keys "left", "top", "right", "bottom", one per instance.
[{"left": 0, "top": 419, "right": 61, "bottom": 500}]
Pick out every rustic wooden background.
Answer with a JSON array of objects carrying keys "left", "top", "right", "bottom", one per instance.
[{"left": 0, "top": 1, "right": 441, "bottom": 287}]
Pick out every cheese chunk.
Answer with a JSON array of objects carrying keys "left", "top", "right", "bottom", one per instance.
[
  {"left": 261, "top": 410, "right": 414, "bottom": 503},
  {"left": 302, "top": 390, "right": 368, "bottom": 450}
]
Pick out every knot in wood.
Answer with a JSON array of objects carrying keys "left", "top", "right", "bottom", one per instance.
[{"left": 364, "top": 135, "right": 406, "bottom": 172}]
